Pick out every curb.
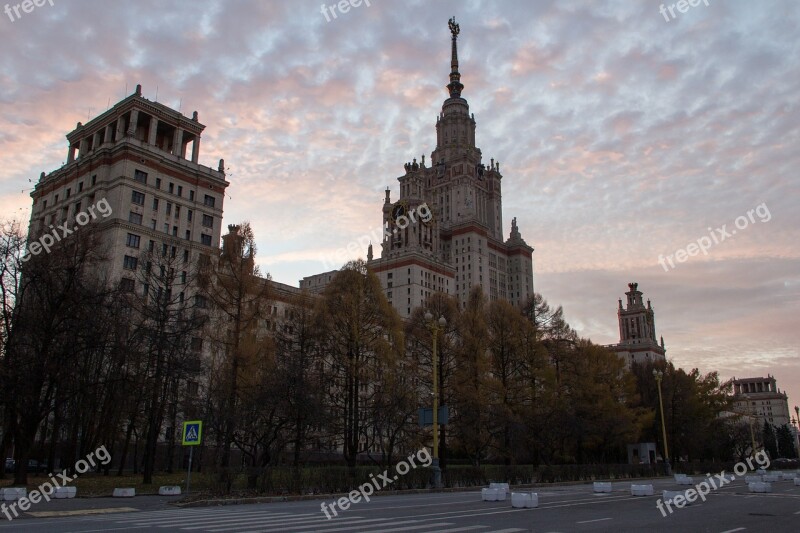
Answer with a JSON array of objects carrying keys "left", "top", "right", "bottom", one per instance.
[{"left": 173, "top": 475, "right": 670, "bottom": 508}]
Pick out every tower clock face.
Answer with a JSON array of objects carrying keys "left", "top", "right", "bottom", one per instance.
[{"left": 391, "top": 202, "right": 407, "bottom": 222}]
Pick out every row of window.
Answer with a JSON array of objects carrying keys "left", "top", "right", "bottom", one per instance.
[
  {"left": 131, "top": 190, "right": 214, "bottom": 227},
  {"left": 133, "top": 169, "right": 216, "bottom": 207},
  {"left": 40, "top": 175, "right": 98, "bottom": 211},
  {"left": 128, "top": 211, "right": 214, "bottom": 245}
]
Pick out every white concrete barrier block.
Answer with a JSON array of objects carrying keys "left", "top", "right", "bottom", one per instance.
[
  {"left": 794, "top": 477, "right": 800, "bottom": 486},
  {"left": 527, "top": 492, "right": 539, "bottom": 508},
  {"left": 780, "top": 472, "right": 795, "bottom": 481},
  {"left": 489, "top": 483, "right": 508, "bottom": 500},
  {"left": 112, "top": 487, "right": 136, "bottom": 498},
  {"left": 511, "top": 492, "right": 530, "bottom": 508},
  {"left": 748, "top": 482, "right": 772, "bottom": 493},
  {"left": 0, "top": 488, "right": 26, "bottom": 501},
  {"left": 52, "top": 486, "right": 77, "bottom": 499},
  {"left": 762, "top": 474, "right": 779, "bottom": 483},
  {"left": 593, "top": 482, "right": 612, "bottom": 493},
  {"left": 481, "top": 488, "right": 500, "bottom": 501},
  {"left": 745, "top": 475, "right": 762, "bottom": 484},
  {"left": 158, "top": 485, "right": 181, "bottom": 496},
  {"left": 675, "top": 476, "right": 693, "bottom": 485},
  {"left": 630, "top": 484, "right": 654, "bottom": 496},
  {"left": 755, "top": 468, "right": 767, "bottom": 475}
]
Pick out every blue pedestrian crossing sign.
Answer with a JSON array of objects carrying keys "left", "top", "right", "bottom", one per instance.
[{"left": 182, "top": 420, "right": 202, "bottom": 446}]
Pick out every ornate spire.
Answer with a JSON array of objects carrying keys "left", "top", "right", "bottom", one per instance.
[{"left": 447, "top": 17, "right": 464, "bottom": 98}]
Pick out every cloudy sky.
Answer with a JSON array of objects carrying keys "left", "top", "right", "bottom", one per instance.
[{"left": 2, "top": 0, "right": 799, "bottom": 414}]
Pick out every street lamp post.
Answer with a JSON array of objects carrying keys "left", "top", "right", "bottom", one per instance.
[
  {"left": 425, "top": 311, "right": 446, "bottom": 489},
  {"left": 652, "top": 369, "right": 672, "bottom": 476}
]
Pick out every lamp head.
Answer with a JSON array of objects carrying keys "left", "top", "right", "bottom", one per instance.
[
  {"left": 439, "top": 316, "right": 447, "bottom": 327},
  {"left": 425, "top": 311, "right": 433, "bottom": 321}
]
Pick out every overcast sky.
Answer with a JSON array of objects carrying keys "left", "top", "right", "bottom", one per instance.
[{"left": 2, "top": 0, "right": 798, "bottom": 415}]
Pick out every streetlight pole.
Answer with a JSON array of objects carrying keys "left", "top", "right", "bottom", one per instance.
[
  {"left": 425, "top": 311, "right": 446, "bottom": 489},
  {"left": 653, "top": 370, "right": 671, "bottom": 476},
  {"left": 795, "top": 406, "right": 800, "bottom": 455}
]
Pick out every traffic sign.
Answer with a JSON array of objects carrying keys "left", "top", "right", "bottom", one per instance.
[
  {"left": 182, "top": 420, "right": 203, "bottom": 446},
  {"left": 418, "top": 406, "right": 449, "bottom": 426}
]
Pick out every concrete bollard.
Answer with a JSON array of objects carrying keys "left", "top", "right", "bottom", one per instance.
[
  {"left": 489, "top": 483, "right": 509, "bottom": 500},
  {"left": 526, "top": 492, "right": 539, "bottom": 508},
  {"left": 112, "top": 488, "right": 136, "bottom": 498},
  {"left": 748, "top": 482, "right": 772, "bottom": 493},
  {"left": 52, "top": 487, "right": 77, "bottom": 499},
  {"left": 481, "top": 488, "right": 500, "bottom": 501},
  {"left": 511, "top": 492, "right": 530, "bottom": 508},
  {"left": 158, "top": 486, "right": 182, "bottom": 496},
  {"left": 593, "top": 482, "right": 612, "bottom": 493},
  {"left": 0, "top": 488, "right": 26, "bottom": 501},
  {"left": 630, "top": 484, "right": 654, "bottom": 496}
]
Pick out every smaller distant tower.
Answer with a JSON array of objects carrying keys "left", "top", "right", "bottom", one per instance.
[{"left": 607, "top": 283, "right": 666, "bottom": 367}]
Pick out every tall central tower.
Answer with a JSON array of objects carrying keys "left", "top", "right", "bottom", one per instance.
[{"left": 368, "top": 19, "right": 534, "bottom": 318}]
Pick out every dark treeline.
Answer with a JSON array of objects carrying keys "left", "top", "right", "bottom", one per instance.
[{"left": 1, "top": 221, "right": 791, "bottom": 491}]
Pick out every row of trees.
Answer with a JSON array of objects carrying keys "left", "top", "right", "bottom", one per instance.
[{"left": 1, "top": 220, "right": 795, "bottom": 491}]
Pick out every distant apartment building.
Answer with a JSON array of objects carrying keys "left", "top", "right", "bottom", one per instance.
[
  {"left": 27, "top": 84, "right": 229, "bottom": 293},
  {"left": 606, "top": 283, "right": 667, "bottom": 367},
  {"left": 731, "top": 375, "right": 792, "bottom": 427}
]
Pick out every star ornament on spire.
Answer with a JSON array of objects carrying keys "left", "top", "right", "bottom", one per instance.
[{"left": 449, "top": 17, "right": 460, "bottom": 37}]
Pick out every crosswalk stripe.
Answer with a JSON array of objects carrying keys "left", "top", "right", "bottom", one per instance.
[
  {"left": 239, "top": 517, "right": 395, "bottom": 533},
  {"left": 428, "top": 527, "right": 488, "bottom": 533},
  {"left": 180, "top": 514, "right": 332, "bottom": 530},
  {"left": 371, "top": 523, "right": 454, "bottom": 533},
  {"left": 282, "top": 519, "right": 424, "bottom": 533},
  {"left": 88, "top": 508, "right": 223, "bottom": 519},
  {"left": 105, "top": 509, "right": 295, "bottom": 524}
]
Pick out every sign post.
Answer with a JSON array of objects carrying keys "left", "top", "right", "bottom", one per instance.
[{"left": 182, "top": 420, "right": 203, "bottom": 496}]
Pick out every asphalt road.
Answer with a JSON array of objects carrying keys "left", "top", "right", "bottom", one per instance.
[{"left": 1, "top": 475, "right": 798, "bottom": 532}]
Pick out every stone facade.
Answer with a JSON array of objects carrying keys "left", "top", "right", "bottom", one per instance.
[
  {"left": 27, "top": 84, "right": 229, "bottom": 292},
  {"left": 366, "top": 18, "right": 534, "bottom": 318},
  {"left": 606, "top": 283, "right": 667, "bottom": 367}
]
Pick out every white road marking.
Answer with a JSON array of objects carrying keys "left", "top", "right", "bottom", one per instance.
[
  {"left": 576, "top": 517, "right": 612, "bottom": 524},
  {"left": 376, "top": 523, "right": 455, "bottom": 532},
  {"left": 431, "top": 527, "right": 489, "bottom": 533},
  {"left": 284, "top": 520, "right": 423, "bottom": 533},
  {"left": 719, "top": 528, "right": 746, "bottom": 533},
  {"left": 237, "top": 517, "right": 393, "bottom": 533}
]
